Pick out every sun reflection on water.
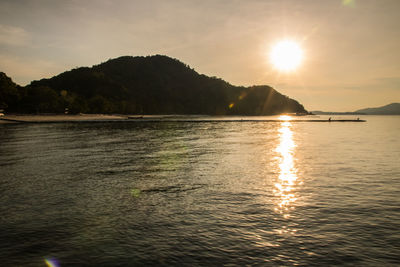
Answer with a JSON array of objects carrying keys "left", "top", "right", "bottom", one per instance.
[
  {"left": 274, "top": 121, "right": 299, "bottom": 218},
  {"left": 278, "top": 115, "right": 292, "bottom": 121}
]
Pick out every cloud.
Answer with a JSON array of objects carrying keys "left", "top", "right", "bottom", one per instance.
[
  {"left": 0, "top": 24, "right": 30, "bottom": 46},
  {"left": 0, "top": 54, "right": 64, "bottom": 85},
  {"left": 374, "top": 77, "right": 400, "bottom": 91}
]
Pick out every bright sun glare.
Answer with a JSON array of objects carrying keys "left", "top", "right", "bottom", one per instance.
[{"left": 270, "top": 40, "right": 303, "bottom": 72}]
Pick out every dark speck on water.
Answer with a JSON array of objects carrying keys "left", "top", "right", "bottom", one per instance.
[{"left": 0, "top": 115, "right": 399, "bottom": 266}]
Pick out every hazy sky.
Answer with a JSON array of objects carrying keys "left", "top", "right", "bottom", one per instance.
[{"left": 0, "top": 0, "right": 399, "bottom": 111}]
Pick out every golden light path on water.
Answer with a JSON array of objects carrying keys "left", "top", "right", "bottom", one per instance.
[{"left": 274, "top": 116, "right": 300, "bottom": 219}]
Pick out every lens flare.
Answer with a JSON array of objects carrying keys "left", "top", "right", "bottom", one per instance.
[
  {"left": 44, "top": 258, "right": 60, "bottom": 267},
  {"left": 342, "top": 0, "right": 356, "bottom": 7}
]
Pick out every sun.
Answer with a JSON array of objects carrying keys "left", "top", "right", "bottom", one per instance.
[{"left": 270, "top": 40, "right": 303, "bottom": 72}]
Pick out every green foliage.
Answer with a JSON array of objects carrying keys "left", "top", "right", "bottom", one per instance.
[
  {"left": 88, "top": 95, "right": 113, "bottom": 113},
  {"left": 1, "top": 55, "right": 307, "bottom": 115},
  {"left": 0, "top": 72, "right": 20, "bottom": 111},
  {"left": 20, "top": 86, "right": 64, "bottom": 113}
]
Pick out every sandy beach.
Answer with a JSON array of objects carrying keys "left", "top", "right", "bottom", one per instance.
[
  {"left": 0, "top": 114, "right": 366, "bottom": 124},
  {"left": 0, "top": 114, "right": 129, "bottom": 124}
]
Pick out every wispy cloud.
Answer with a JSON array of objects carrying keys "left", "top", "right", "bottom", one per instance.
[
  {"left": 0, "top": 24, "right": 30, "bottom": 46},
  {"left": 374, "top": 77, "right": 400, "bottom": 91},
  {"left": 0, "top": 0, "right": 398, "bottom": 110},
  {"left": 0, "top": 54, "right": 63, "bottom": 85}
]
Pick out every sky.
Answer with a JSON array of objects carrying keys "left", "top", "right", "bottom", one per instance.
[{"left": 0, "top": 0, "right": 399, "bottom": 111}]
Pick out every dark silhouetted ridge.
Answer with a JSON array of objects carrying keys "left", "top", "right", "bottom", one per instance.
[
  {"left": 355, "top": 103, "right": 400, "bottom": 115},
  {"left": 0, "top": 72, "right": 20, "bottom": 110},
  {"left": 1, "top": 55, "right": 307, "bottom": 115}
]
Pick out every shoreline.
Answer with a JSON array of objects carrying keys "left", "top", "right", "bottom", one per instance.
[
  {"left": 0, "top": 114, "right": 129, "bottom": 124},
  {"left": 0, "top": 114, "right": 366, "bottom": 124}
]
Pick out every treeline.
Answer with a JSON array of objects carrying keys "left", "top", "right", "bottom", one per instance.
[{"left": 0, "top": 55, "right": 307, "bottom": 115}]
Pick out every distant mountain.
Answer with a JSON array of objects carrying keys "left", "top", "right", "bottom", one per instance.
[
  {"left": 311, "top": 111, "right": 364, "bottom": 115},
  {"left": 1, "top": 55, "right": 307, "bottom": 115},
  {"left": 355, "top": 103, "right": 400, "bottom": 115}
]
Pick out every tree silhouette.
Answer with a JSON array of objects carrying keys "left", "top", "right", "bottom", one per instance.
[{"left": 1, "top": 55, "right": 307, "bottom": 115}]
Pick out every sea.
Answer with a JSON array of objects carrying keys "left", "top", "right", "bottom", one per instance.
[{"left": 0, "top": 115, "right": 399, "bottom": 266}]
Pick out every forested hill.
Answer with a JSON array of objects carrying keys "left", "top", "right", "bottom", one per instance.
[{"left": 1, "top": 55, "right": 307, "bottom": 115}]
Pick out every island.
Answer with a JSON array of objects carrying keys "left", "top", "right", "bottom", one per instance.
[{"left": 0, "top": 55, "right": 307, "bottom": 116}]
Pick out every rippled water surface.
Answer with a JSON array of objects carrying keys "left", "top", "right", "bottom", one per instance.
[{"left": 1, "top": 116, "right": 399, "bottom": 266}]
